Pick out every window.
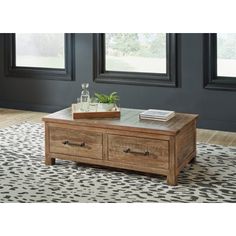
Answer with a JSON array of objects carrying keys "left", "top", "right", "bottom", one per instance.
[
  {"left": 93, "top": 33, "right": 177, "bottom": 87},
  {"left": 217, "top": 34, "right": 236, "bottom": 77},
  {"left": 15, "top": 34, "right": 65, "bottom": 69},
  {"left": 105, "top": 34, "right": 166, "bottom": 74},
  {"left": 4, "top": 33, "right": 75, "bottom": 81},
  {"left": 204, "top": 33, "right": 236, "bottom": 90}
]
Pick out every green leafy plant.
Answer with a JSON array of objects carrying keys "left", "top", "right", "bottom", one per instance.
[{"left": 94, "top": 92, "right": 119, "bottom": 104}]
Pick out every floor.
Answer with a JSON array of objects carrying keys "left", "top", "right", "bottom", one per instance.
[{"left": 0, "top": 107, "right": 236, "bottom": 146}]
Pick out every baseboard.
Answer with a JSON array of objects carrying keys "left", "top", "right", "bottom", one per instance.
[
  {"left": 0, "top": 101, "right": 66, "bottom": 113},
  {"left": 198, "top": 119, "right": 236, "bottom": 132}
]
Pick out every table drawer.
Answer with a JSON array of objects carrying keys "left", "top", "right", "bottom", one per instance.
[
  {"left": 49, "top": 126, "right": 103, "bottom": 159},
  {"left": 108, "top": 134, "right": 169, "bottom": 170}
]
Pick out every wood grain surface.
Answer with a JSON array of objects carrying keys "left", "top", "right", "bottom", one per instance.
[
  {"left": 49, "top": 125, "right": 103, "bottom": 160},
  {"left": 43, "top": 107, "right": 199, "bottom": 185},
  {"left": 108, "top": 134, "right": 169, "bottom": 170},
  {"left": 43, "top": 107, "right": 198, "bottom": 136}
]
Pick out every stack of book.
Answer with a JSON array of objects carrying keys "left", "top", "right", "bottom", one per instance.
[{"left": 139, "top": 109, "right": 175, "bottom": 122}]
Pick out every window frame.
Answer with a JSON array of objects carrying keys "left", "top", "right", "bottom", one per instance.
[
  {"left": 93, "top": 33, "right": 178, "bottom": 87},
  {"left": 204, "top": 33, "right": 236, "bottom": 91},
  {"left": 4, "top": 33, "right": 75, "bottom": 81}
]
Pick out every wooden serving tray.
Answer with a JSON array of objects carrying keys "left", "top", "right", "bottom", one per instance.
[
  {"left": 72, "top": 104, "right": 120, "bottom": 119},
  {"left": 73, "top": 110, "right": 120, "bottom": 119}
]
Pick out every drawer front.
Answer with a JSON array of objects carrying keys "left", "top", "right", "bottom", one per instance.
[
  {"left": 49, "top": 126, "right": 103, "bottom": 159},
  {"left": 108, "top": 135, "right": 169, "bottom": 170}
]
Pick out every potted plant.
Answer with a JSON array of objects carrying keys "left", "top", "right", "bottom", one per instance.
[{"left": 94, "top": 92, "right": 119, "bottom": 111}]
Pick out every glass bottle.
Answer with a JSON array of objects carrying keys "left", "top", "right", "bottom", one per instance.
[{"left": 80, "top": 83, "right": 90, "bottom": 111}]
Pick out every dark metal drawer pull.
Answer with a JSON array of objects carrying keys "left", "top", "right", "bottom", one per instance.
[
  {"left": 123, "top": 148, "right": 149, "bottom": 156},
  {"left": 62, "top": 140, "right": 85, "bottom": 147}
]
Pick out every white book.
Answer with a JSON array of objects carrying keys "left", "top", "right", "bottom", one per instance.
[
  {"left": 139, "top": 112, "right": 175, "bottom": 121},
  {"left": 140, "top": 109, "right": 175, "bottom": 119}
]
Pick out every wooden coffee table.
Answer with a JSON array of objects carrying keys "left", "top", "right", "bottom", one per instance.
[{"left": 43, "top": 108, "right": 198, "bottom": 185}]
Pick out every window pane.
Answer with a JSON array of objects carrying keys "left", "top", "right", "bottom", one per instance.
[
  {"left": 105, "top": 33, "right": 166, "bottom": 73},
  {"left": 217, "top": 33, "right": 236, "bottom": 77},
  {"left": 15, "top": 33, "right": 65, "bottom": 69}
]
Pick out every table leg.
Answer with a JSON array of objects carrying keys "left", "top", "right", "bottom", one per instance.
[
  {"left": 45, "top": 155, "right": 55, "bottom": 165},
  {"left": 167, "top": 137, "right": 178, "bottom": 186},
  {"left": 189, "top": 156, "right": 196, "bottom": 164},
  {"left": 167, "top": 174, "right": 178, "bottom": 186}
]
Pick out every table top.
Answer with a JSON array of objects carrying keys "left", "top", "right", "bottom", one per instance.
[{"left": 43, "top": 107, "right": 198, "bottom": 135}]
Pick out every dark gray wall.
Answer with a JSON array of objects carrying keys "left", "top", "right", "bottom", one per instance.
[{"left": 0, "top": 33, "right": 236, "bottom": 131}]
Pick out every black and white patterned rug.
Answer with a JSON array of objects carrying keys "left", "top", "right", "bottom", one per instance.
[{"left": 0, "top": 122, "right": 235, "bottom": 203}]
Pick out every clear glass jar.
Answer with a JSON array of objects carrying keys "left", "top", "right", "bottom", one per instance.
[{"left": 80, "top": 83, "right": 90, "bottom": 111}]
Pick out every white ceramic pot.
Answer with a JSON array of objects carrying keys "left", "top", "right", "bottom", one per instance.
[{"left": 97, "top": 103, "right": 114, "bottom": 112}]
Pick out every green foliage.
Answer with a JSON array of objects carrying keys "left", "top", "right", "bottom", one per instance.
[
  {"left": 106, "top": 34, "right": 140, "bottom": 56},
  {"left": 106, "top": 33, "right": 166, "bottom": 58},
  {"left": 94, "top": 92, "right": 119, "bottom": 104},
  {"left": 149, "top": 34, "right": 166, "bottom": 58}
]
